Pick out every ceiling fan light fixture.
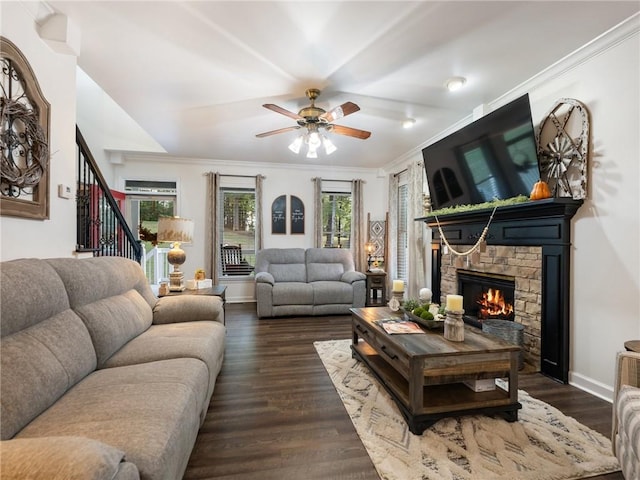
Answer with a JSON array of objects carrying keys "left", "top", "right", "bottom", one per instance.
[
  {"left": 325, "top": 106, "right": 344, "bottom": 123},
  {"left": 306, "top": 144, "right": 318, "bottom": 159},
  {"left": 445, "top": 76, "right": 467, "bottom": 92},
  {"left": 288, "top": 135, "right": 304, "bottom": 154},
  {"left": 322, "top": 135, "right": 337, "bottom": 155},
  {"left": 307, "top": 128, "right": 321, "bottom": 148}
]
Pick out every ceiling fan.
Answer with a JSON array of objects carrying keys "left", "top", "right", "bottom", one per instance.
[{"left": 256, "top": 88, "right": 371, "bottom": 157}]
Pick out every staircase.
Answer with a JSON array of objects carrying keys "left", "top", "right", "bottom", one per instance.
[{"left": 75, "top": 126, "right": 142, "bottom": 263}]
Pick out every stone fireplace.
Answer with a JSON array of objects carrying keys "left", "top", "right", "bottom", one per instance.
[
  {"left": 419, "top": 198, "right": 582, "bottom": 383},
  {"left": 441, "top": 246, "right": 541, "bottom": 369}
]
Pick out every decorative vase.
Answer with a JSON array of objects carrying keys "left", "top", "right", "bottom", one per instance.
[{"left": 444, "top": 309, "right": 465, "bottom": 342}]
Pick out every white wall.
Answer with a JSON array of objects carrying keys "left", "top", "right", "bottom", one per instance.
[
  {"left": 531, "top": 26, "right": 639, "bottom": 400},
  {"left": 114, "top": 155, "right": 386, "bottom": 302},
  {"left": 391, "top": 15, "right": 639, "bottom": 399},
  {"left": 0, "top": 2, "right": 78, "bottom": 260}
]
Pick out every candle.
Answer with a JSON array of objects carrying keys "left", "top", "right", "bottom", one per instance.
[
  {"left": 446, "top": 294, "right": 463, "bottom": 311},
  {"left": 392, "top": 279, "right": 404, "bottom": 293}
]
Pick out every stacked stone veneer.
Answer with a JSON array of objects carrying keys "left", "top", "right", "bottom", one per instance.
[{"left": 440, "top": 245, "right": 542, "bottom": 370}]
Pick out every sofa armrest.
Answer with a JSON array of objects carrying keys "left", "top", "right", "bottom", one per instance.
[
  {"left": 0, "top": 436, "right": 138, "bottom": 480},
  {"left": 153, "top": 295, "right": 224, "bottom": 325},
  {"left": 255, "top": 271, "right": 275, "bottom": 286},
  {"left": 341, "top": 271, "right": 366, "bottom": 284},
  {"left": 612, "top": 350, "right": 640, "bottom": 454}
]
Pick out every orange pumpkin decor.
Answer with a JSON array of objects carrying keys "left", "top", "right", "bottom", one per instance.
[{"left": 530, "top": 180, "right": 552, "bottom": 200}]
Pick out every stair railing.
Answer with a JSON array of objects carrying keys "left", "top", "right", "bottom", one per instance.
[{"left": 75, "top": 126, "right": 142, "bottom": 262}]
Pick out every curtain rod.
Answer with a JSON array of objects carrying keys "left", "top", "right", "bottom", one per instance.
[
  {"left": 221, "top": 174, "right": 265, "bottom": 179},
  {"left": 204, "top": 173, "right": 265, "bottom": 179},
  {"left": 311, "top": 178, "right": 357, "bottom": 183},
  {"left": 393, "top": 161, "right": 422, "bottom": 177}
]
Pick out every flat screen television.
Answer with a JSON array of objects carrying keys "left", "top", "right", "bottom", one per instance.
[{"left": 422, "top": 93, "right": 540, "bottom": 211}]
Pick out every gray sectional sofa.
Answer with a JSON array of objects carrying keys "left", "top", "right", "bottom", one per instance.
[
  {"left": 0, "top": 256, "right": 225, "bottom": 480},
  {"left": 255, "top": 247, "right": 366, "bottom": 318}
]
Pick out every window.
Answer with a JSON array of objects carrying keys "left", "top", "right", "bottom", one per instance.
[
  {"left": 124, "top": 180, "right": 178, "bottom": 284},
  {"left": 219, "top": 187, "right": 256, "bottom": 274},
  {"left": 396, "top": 181, "right": 408, "bottom": 282},
  {"left": 321, "top": 191, "right": 351, "bottom": 248}
]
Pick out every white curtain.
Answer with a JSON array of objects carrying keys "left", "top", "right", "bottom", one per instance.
[
  {"left": 351, "top": 179, "right": 365, "bottom": 272},
  {"left": 407, "top": 162, "right": 427, "bottom": 299},
  {"left": 312, "top": 177, "right": 322, "bottom": 248},
  {"left": 387, "top": 173, "right": 399, "bottom": 294},
  {"left": 205, "top": 172, "right": 220, "bottom": 283}
]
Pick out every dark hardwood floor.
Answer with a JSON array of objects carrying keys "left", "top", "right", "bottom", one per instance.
[{"left": 183, "top": 303, "right": 622, "bottom": 480}]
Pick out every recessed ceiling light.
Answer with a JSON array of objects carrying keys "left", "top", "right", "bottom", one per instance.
[
  {"left": 445, "top": 76, "right": 467, "bottom": 92},
  {"left": 402, "top": 118, "right": 416, "bottom": 129}
]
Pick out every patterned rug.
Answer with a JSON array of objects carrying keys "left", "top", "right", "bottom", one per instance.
[{"left": 314, "top": 339, "right": 620, "bottom": 480}]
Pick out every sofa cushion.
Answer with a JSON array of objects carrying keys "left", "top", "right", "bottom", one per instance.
[
  {"left": 255, "top": 248, "right": 307, "bottom": 283},
  {"left": 272, "top": 282, "right": 314, "bottom": 305},
  {"left": 46, "top": 257, "right": 157, "bottom": 310},
  {"left": 0, "top": 258, "right": 70, "bottom": 338},
  {"left": 270, "top": 263, "right": 307, "bottom": 282},
  {"left": 152, "top": 295, "right": 224, "bottom": 324},
  {"left": 74, "top": 290, "right": 153, "bottom": 368},
  {"left": 1, "top": 309, "right": 97, "bottom": 440},
  {"left": 102, "top": 321, "right": 225, "bottom": 409},
  {"left": 305, "top": 248, "right": 356, "bottom": 282},
  {"left": 307, "top": 262, "right": 344, "bottom": 282},
  {"left": 0, "top": 436, "right": 137, "bottom": 480},
  {"left": 311, "top": 281, "right": 354, "bottom": 305},
  {"left": 17, "top": 358, "right": 208, "bottom": 480}
]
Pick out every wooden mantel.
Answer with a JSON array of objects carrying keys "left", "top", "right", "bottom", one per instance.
[{"left": 417, "top": 197, "right": 583, "bottom": 383}]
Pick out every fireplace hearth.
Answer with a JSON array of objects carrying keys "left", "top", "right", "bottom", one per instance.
[
  {"left": 458, "top": 270, "right": 515, "bottom": 328},
  {"left": 419, "top": 197, "right": 583, "bottom": 383}
]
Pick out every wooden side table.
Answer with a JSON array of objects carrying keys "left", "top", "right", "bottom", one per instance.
[{"left": 365, "top": 271, "right": 387, "bottom": 306}]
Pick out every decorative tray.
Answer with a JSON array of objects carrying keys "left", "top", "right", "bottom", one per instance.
[{"left": 401, "top": 309, "right": 445, "bottom": 330}]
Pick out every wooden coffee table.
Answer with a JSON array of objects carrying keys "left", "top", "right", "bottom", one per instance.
[{"left": 351, "top": 306, "right": 521, "bottom": 434}]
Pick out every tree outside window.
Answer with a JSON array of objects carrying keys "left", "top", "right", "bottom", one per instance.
[
  {"left": 322, "top": 192, "right": 351, "bottom": 248},
  {"left": 220, "top": 188, "right": 256, "bottom": 271}
]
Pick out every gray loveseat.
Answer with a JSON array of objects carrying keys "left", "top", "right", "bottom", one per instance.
[
  {"left": 0, "top": 256, "right": 225, "bottom": 480},
  {"left": 255, "top": 247, "right": 366, "bottom": 318}
]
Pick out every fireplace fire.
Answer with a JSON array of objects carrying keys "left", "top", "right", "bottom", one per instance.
[
  {"left": 477, "top": 288, "right": 514, "bottom": 320},
  {"left": 457, "top": 270, "right": 515, "bottom": 328}
]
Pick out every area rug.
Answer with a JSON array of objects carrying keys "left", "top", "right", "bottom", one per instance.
[{"left": 314, "top": 339, "right": 620, "bottom": 480}]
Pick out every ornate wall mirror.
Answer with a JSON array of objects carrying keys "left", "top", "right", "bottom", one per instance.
[{"left": 1, "top": 36, "right": 51, "bottom": 220}]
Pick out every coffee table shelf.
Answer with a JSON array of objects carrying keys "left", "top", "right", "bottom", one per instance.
[{"left": 351, "top": 307, "right": 521, "bottom": 434}]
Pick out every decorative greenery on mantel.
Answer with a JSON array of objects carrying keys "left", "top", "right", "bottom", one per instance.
[{"left": 427, "top": 195, "right": 531, "bottom": 217}]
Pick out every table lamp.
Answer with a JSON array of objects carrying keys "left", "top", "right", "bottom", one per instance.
[
  {"left": 365, "top": 242, "right": 375, "bottom": 271},
  {"left": 157, "top": 216, "right": 194, "bottom": 291}
]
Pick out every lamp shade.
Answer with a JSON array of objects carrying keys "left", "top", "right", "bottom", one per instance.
[{"left": 157, "top": 216, "right": 194, "bottom": 244}]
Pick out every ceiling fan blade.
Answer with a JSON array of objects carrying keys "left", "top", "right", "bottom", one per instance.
[
  {"left": 255, "top": 126, "right": 301, "bottom": 138},
  {"left": 329, "top": 124, "right": 371, "bottom": 140},
  {"left": 262, "top": 104, "right": 304, "bottom": 121},
  {"left": 320, "top": 102, "right": 360, "bottom": 122}
]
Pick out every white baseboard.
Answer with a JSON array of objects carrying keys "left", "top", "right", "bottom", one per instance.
[
  {"left": 226, "top": 297, "right": 256, "bottom": 304},
  {"left": 569, "top": 372, "right": 614, "bottom": 403}
]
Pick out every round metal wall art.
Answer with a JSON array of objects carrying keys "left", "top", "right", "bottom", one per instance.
[
  {"left": 0, "top": 98, "right": 48, "bottom": 196},
  {"left": 536, "top": 98, "right": 590, "bottom": 199}
]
